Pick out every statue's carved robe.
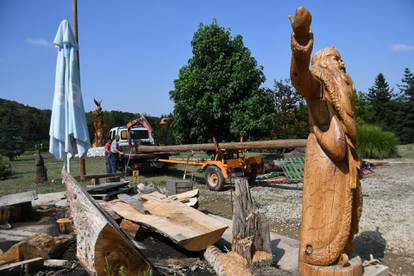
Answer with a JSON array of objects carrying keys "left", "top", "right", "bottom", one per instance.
[{"left": 290, "top": 32, "right": 362, "bottom": 268}]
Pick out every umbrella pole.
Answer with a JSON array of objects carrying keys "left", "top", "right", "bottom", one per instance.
[
  {"left": 66, "top": 154, "right": 71, "bottom": 173},
  {"left": 73, "top": 0, "right": 86, "bottom": 179}
]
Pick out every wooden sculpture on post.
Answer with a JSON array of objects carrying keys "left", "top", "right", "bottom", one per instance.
[
  {"left": 289, "top": 7, "right": 363, "bottom": 275},
  {"left": 93, "top": 98, "right": 104, "bottom": 147}
]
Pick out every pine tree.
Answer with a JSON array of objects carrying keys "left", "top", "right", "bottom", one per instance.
[
  {"left": 367, "top": 73, "right": 395, "bottom": 130},
  {"left": 396, "top": 68, "right": 414, "bottom": 143}
]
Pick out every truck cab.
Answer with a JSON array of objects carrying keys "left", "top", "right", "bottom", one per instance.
[{"left": 108, "top": 125, "right": 155, "bottom": 147}]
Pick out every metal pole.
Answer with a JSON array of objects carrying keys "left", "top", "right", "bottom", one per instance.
[{"left": 73, "top": 0, "right": 86, "bottom": 179}]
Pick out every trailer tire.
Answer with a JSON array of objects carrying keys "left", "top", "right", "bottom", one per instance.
[{"left": 204, "top": 166, "right": 225, "bottom": 191}]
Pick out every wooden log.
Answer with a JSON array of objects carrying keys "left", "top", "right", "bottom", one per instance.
[
  {"left": 56, "top": 218, "right": 73, "bottom": 234},
  {"left": 203, "top": 246, "right": 253, "bottom": 276},
  {"left": 62, "top": 169, "right": 152, "bottom": 275},
  {"left": 232, "top": 178, "right": 272, "bottom": 266},
  {"left": 125, "top": 139, "right": 307, "bottom": 154},
  {"left": 109, "top": 195, "right": 228, "bottom": 252}
]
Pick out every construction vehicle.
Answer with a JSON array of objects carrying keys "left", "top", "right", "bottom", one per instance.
[
  {"left": 109, "top": 116, "right": 155, "bottom": 147},
  {"left": 123, "top": 138, "right": 307, "bottom": 191},
  {"left": 109, "top": 116, "right": 170, "bottom": 170}
]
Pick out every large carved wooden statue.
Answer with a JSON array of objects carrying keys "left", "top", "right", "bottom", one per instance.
[
  {"left": 289, "top": 7, "right": 363, "bottom": 274},
  {"left": 93, "top": 98, "right": 104, "bottom": 147}
]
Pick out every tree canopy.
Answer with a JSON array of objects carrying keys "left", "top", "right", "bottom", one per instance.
[
  {"left": 270, "top": 80, "right": 308, "bottom": 139},
  {"left": 169, "top": 20, "right": 273, "bottom": 143}
]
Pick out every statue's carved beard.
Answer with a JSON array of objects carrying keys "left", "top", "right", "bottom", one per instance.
[{"left": 311, "top": 64, "right": 357, "bottom": 143}]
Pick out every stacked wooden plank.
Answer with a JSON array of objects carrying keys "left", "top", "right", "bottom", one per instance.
[
  {"left": 86, "top": 181, "right": 132, "bottom": 201},
  {"left": 108, "top": 189, "right": 227, "bottom": 252}
]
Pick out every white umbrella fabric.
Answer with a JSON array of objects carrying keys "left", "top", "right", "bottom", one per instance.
[{"left": 49, "top": 20, "right": 90, "bottom": 172}]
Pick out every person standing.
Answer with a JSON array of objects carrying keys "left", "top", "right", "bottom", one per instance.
[
  {"left": 109, "top": 135, "right": 123, "bottom": 173},
  {"left": 104, "top": 138, "right": 112, "bottom": 173}
]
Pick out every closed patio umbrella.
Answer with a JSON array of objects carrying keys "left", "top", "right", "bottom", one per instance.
[{"left": 49, "top": 20, "right": 90, "bottom": 172}]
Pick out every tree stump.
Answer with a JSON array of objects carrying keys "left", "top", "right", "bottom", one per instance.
[{"left": 232, "top": 177, "right": 272, "bottom": 266}]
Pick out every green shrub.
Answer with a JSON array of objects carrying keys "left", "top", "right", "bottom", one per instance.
[
  {"left": 0, "top": 155, "right": 12, "bottom": 179},
  {"left": 357, "top": 124, "right": 398, "bottom": 159}
]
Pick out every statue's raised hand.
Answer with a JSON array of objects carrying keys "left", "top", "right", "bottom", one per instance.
[{"left": 289, "top": 6, "right": 312, "bottom": 38}]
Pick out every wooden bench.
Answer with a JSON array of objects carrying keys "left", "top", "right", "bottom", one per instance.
[{"left": 75, "top": 172, "right": 122, "bottom": 185}]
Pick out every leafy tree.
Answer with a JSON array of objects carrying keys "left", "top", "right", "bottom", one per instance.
[
  {"left": 170, "top": 20, "right": 272, "bottom": 143},
  {"left": 354, "top": 90, "right": 373, "bottom": 124},
  {"left": 396, "top": 68, "right": 414, "bottom": 143},
  {"left": 0, "top": 108, "right": 25, "bottom": 160},
  {"left": 366, "top": 73, "right": 395, "bottom": 130},
  {"left": 271, "top": 79, "right": 308, "bottom": 139},
  {"left": 0, "top": 155, "right": 12, "bottom": 179}
]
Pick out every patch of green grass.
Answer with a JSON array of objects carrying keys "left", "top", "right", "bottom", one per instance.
[
  {"left": 0, "top": 151, "right": 205, "bottom": 196},
  {"left": 0, "top": 151, "right": 106, "bottom": 196},
  {"left": 0, "top": 149, "right": 268, "bottom": 196},
  {"left": 397, "top": 144, "right": 414, "bottom": 158}
]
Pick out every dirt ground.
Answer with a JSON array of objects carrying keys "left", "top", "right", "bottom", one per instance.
[{"left": 197, "top": 159, "right": 414, "bottom": 276}]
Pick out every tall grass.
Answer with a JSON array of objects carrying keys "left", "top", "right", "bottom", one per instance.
[{"left": 357, "top": 124, "right": 398, "bottom": 159}]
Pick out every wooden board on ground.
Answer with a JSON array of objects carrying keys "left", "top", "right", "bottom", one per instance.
[
  {"left": 90, "top": 187, "right": 133, "bottom": 201},
  {"left": 62, "top": 170, "right": 152, "bottom": 275},
  {"left": 109, "top": 194, "right": 228, "bottom": 252},
  {"left": 0, "top": 257, "right": 44, "bottom": 276},
  {"left": 0, "top": 191, "right": 36, "bottom": 207},
  {"left": 86, "top": 181, "right": 129, "bottom": 193},
  {"left": 167, "top": 189, "right": 199, "bottom": 201},
  {"left": 118, "top": 194, "right": 149, "bottom": 214},
  {"left": 0, "top": 191, "right": 36, "bottom": 225},
  {"left": 0, "top": 233, "right": 72, "bottom": 265}
]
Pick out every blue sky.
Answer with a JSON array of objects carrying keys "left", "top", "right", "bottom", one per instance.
[{"left": 0, "top": 0, "right": 413, "bottom": 116}]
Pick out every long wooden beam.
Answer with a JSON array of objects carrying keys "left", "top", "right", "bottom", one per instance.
[{"left": 124, "top": 139, "right": 306, "bottom": 154}]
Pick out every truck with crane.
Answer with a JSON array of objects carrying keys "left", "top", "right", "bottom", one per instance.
[{"left": 109, "top": 116, "right": 307, "bottom": 191}]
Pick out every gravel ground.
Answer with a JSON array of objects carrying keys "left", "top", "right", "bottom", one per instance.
[{"left": 198, "top": 158, "right": 414, "bottom": 275}]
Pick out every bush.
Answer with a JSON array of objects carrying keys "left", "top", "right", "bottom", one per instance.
[
  {"left": 357, "top": 124, "right": 398, "bottom": 159},
  {"left": 0, "top": 155, "right": 12, "bottom": 179}
]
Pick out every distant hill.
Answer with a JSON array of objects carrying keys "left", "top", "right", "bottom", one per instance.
[
  {"left": 0, "top": 98, "right": 173, "bottom": 149},
  {"left": 0, "top": 98, "right": 51, "bottom": 149}
]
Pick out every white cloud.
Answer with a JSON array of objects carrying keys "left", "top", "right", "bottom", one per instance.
[
  {"left": 26, "top": 38, "right": 52, "bottom": 47},
  {"left": 391, "top": 43, "right": 414, "bottom": 52}
]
